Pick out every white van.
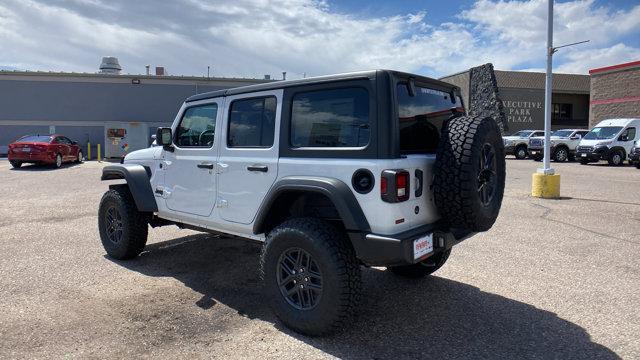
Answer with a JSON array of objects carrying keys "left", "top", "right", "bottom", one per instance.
[{"left": 576, "top": 118, "right": 640, "bottom": 165}]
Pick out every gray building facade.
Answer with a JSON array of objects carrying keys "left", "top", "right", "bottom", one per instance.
[
  {"left": 441, "top": 69, "right": 590, "bottom": 134},
  {"left": 0, "top": 71, "right": 269, "bottom": 156}
]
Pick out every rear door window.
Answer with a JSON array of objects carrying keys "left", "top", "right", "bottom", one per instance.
[
  {"left": 228, "top": 97, "right": 276, "bottom": 147},
  {"left": 397, "top": 84, "right": 462, "bottom": 153},
  {"left": 291, "top": 87, "right": 369, "bottom": 148}
]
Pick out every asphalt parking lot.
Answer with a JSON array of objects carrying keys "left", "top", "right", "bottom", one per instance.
[{"left": 1, "top": 158, "right": 639, "bottom": 359}]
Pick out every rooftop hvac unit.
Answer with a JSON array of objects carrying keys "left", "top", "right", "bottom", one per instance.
[{"left": 99, "top": 56, "right": 122, "bottom": 74}]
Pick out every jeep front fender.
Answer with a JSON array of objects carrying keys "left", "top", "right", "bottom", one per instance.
[
  {"left": 253, "top": 176, "right": 370, "bottom": 234},
  {"left": 101, "top": 164, "right": 158, "bottom": 212}
]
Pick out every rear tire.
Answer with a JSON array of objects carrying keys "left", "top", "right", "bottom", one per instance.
[
  {"left": 433, "top": 116, "right": 506, "bottom": 232},
  {"left": 98, "top": 186, "right": 149, "bottom": 260},
  {"left": 514, "top": 145, "right": 527, "bottom": 160},
  {"left": 608, "top": 150, "right": 624, "bottom": 166},
  {"left": 9, "top": 160, "right": 22, "bottom": 169},
  {"left": 260, "top": 218, "right": 362, "bottom": 336},
  {"left": 388, "top": 249, "right": 451, "bottom": 278}
]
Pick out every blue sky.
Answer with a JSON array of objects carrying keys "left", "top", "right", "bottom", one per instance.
[{"left": 0, "top": 0, "right": 638, "bottom": 78}]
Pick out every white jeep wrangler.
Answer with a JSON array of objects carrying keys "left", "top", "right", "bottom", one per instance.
[{"left": 98, "top": 70, "right": 505, "bottom": 336}]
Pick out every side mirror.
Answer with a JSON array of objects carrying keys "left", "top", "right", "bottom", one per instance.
[
  {"left": 619, "top": 134, "right": 629, "bottom": 142},
  {"left": 72, "top": 140, "right": 78, "bottom": 145},
  {"left": 156, "top": 127, "right": 174, "bottom": 151},
  {"left": 570, "top": 134, "right": 581, "bottom": 140}
]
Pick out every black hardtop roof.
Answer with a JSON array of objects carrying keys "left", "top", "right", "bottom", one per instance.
[{"left": 185, "top": 69, "right": 456, "bottom": 103}]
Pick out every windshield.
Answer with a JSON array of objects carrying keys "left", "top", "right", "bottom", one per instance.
[
  {"left": 511, "top": 130, "right": 533, "bottom": 138},
  {"left": 17, "top": 135, "right": 52, "bottom": 143},
  {"left": 552, "top": 130, "right": 574, "bottom": 137},
  {"left": 583, "top": 127, "right": 623, "bottom": 140}
]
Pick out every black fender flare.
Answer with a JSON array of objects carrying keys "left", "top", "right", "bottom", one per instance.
[
  {"left": 253, "top": 176, "right": 370, "bottom": 234},
  {"left": 609, "top": 146, "right": 627, "bottom": 158},
  {"left": 101, "top": 164, "right": 158, "bottom": 212}
]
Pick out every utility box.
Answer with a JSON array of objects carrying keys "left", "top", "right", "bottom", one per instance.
[{"left": 104, "top": 122, "right": 149, "bottom": 158}]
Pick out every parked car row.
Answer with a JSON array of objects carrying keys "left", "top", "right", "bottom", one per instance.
[
  {"left": 503, "top": 118, "right": 640, "bottom": 168},
  {"left": 7, "top": 134, "right": 83, "bottom": 169}
]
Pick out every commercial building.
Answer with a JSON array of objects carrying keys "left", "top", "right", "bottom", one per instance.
[
  {"left": 0, "top": 63, "right": 270, "bottom": 157},
  {"left": 441, "top": 69, "right": 590, "bottom": 134},
  {"left": 589, "top": 60, "right": 640, "bottom": 128}
]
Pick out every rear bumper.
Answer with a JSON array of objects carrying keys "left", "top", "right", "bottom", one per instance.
[
  {"left": 349, "top": 223, "right": 476, "bottom": 267},
  {"left": 7, "top": 152, "right": 55, "bottom": 163}
]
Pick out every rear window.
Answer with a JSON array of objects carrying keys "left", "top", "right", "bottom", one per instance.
[
  {"left": 291, "top": 87, "right": 369, "bottom": 148},
  {"left": 397, "top": 84, "right": 462, "bottom": 153},
  {"left": 17, "top": 135, "right": 52, "bottom": 143}
]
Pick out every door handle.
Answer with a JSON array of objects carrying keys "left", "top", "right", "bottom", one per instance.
[
  {"left": 247, "top": 165, "right": 268, "bottom": 172},
  {"left": 197, "top": 162, "right": 214, "bottom": 169}
]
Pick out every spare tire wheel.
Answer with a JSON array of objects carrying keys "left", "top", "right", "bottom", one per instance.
[{"left": 433, "top": 116, "right": 506, "bottom": 232}]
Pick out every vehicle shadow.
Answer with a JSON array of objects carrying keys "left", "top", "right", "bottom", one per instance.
[
  {"left": 111, "top": 233, "right": 619, "bottom": 359},
  {"left": 8, "top": 162, "right": 82, "bottom": 171}
]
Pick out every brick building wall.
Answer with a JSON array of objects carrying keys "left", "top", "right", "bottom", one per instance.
[{"left": 589, "top": 60, "right": 640, "bottom": 127}]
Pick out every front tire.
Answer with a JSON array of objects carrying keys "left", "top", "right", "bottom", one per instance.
[
  {"left": 260, "top": 218, "right": 362, "bottom": 336},
  {"left": 388, "top": 249, "right": 451, "bottom": 278},
  {"left": 553, "top": 147, "right": 569, "bottom": 162},
  {"left": 514, "top": 145, "right": 527, "bottom": 160},
  {"left": 98, "top": 186, "right": 149, "bottom": 260},
  {"left": 76, "top": 150, "right": 83, "bottom": 163},
  {"left": 608, "top": 150, "right": 624, "bottom": 166},
  {"left": 54, "top": 154, "right": 62, "bottom": 168},
  {"left": 9, "top": 160, "right": 22, "bottom": 169}
]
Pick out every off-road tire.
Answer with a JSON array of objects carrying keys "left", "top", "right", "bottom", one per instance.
[
  {"left": 9, "top": 161, "right": 22, "bottom": 169},
  {"left": 388, "top": 249, "right": 451, "bottom": 278},
  {"left": 260, "top": 218, "right": 362, "bottom": 336},
  {"left": 98, "top": 185, "right": 149, "bottom": 260},
  {"left": 608, "top": 150, "right": 624, "bottom": 166},
  {"left": 433, "top": 115, "right": 506, "bottom": 232},
  {"left": 514, "top": 145, "right": 527, "bottom": 160}
]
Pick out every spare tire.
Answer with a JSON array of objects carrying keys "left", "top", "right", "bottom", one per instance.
[{"left": 433, "top": 115, "right": 505, "bottom": 232}]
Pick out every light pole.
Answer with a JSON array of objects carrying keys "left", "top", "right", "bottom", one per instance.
[{"left": 532, "top": 0, "right": 588, "bottom": 198}]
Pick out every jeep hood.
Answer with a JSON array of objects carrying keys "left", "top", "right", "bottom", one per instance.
[{"left": 123, "top": 147, "right": 162, "bottom": 162}]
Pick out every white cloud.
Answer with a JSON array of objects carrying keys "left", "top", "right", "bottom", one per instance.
[{"left": 0, "top": 0, "right": 638, "bottom": 78}]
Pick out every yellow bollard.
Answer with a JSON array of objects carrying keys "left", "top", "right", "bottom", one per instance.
[
  {"left": 97, "top": 143, "right": 101, "bottom": 162},
  {"left": 87, "top": 142, "right": 91, "bottom": 161},
  {"left": 531, "top": 172, "right": 560, "bottom": 199}
]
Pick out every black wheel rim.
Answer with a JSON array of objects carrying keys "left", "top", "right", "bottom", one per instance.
[
  {"left": 277, "top": 248, "right": 323, "bottom": 310},
  {"left": 477, "top": 143, "right": 497, "bottom": 206},
  {"left": 105, "top": 206, "right": 123, "bottom": 243}
]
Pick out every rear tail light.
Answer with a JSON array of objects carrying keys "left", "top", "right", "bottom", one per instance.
[{"left": 381, "top": 169, "right": 410, "bottom": 203}]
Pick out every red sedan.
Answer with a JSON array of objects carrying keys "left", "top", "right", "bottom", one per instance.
[{"left": 8, "top": 134, "right": 83, "bottom": 169}]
